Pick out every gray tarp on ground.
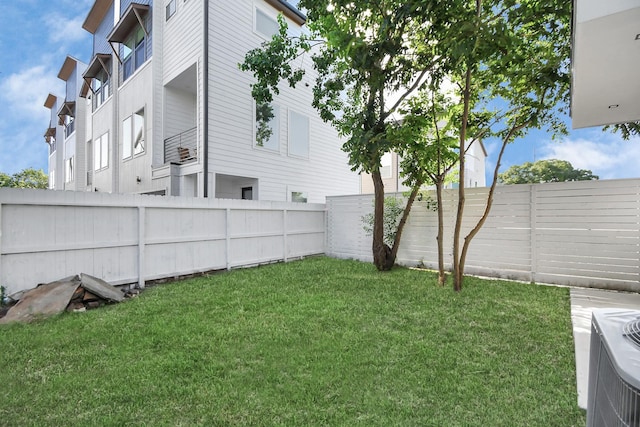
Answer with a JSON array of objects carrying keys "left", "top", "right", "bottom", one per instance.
[
  {"left": 0, "top": 276, "right": 81, "bottom": 324},
  {"left": 0, "top": 274, "right": 124, "bottom": 324}
]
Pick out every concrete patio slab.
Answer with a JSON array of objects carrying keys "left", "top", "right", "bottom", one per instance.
[{"left": 570, "top": 287, "right": 640, "bottom": 409}]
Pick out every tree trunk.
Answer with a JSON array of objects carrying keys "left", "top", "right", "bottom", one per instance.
[
  {"left": 371, "top": 170, "right": 394, "bottom": 271},
  {"left": 452, "top": 68, "right": 472, "bottom": 292},
  {"left": 435, "top": 180, "right": 446, "bottom": 286},
  {"left": 390, "top": 184, "right": 421, "bottom": 263}
]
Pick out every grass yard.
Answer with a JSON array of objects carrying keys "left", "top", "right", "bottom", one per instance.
[{"left": 0, "top": 257, "right": 585, "bottom": 426}]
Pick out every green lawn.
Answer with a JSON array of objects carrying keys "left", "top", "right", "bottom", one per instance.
[{"left": 0, "top": 257, "right": 585, "bottom": 426}]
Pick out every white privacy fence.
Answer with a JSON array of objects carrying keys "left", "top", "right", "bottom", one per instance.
[
  {"left": 0, "top": 188, "right": 325, "bottom": 296},
  {"left": 327, "top": 178, "right": 640, "bottom": 293},
  {"left": 2, "top": 178, "right": 639, "bottom": 296}
]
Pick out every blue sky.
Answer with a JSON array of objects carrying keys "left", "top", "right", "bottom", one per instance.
[{"left": 1, "top": 0, "right": 639, "bottom": 184}]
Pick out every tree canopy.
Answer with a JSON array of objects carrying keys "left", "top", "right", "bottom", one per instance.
[
  {"left": 240, "top": 0, "right": 587, "bottom": 290},
  {"left": 0, "top": 168, "right": 49, "bottom": 189},
  {"left": 498, "top": 159, "right": 598, "bottom": 184}
]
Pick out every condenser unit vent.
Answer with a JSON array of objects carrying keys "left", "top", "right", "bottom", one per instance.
[
  {"left": 587, "top": 309, "right": 640, "bottom": 427},
  {"left": 623, "top": 319, "right": 640, "bottom": 349}
]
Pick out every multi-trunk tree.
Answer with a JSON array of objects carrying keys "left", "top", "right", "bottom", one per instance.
[
  {"left": 441, "top": 0, "right": 572, "bottom": 290},
  {"left": 242, "top": 0, "right": 578, "bottom": 290},
  {"left": 241, "top": 1, "right": 457, "bottom": 271}
]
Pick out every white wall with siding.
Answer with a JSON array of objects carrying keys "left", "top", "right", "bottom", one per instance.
[
  {"left": 207, "top": 1, "right": 359, "bottom": 203},
  {"left": 118, "top": 62, "right": 157, "bottom": 194},
  {"left": 327, "top": 179, "right": 640, "bottom": 292},
  {"left": 0, "top": 188, "right": 326, "bottom": 296}
]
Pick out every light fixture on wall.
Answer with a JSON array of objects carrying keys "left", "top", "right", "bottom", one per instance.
[{"left": 136, "top": 176, "right": 142, "bottom": 183}]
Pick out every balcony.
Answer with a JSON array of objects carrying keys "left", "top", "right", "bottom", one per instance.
[{"left": 164, "top": 127, "right": 197, "bottom": 164}]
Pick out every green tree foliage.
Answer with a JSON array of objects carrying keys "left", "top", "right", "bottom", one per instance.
[
  {"left": 498, "top": 159, "right": 598, "bottom": 184},
  {"left": 240, "top": 1, "right": 458, "bottom": 271},
  {"left": 0, "top": 168, "right": 48, "bottom": 189},
  {"left": 441, "top": 0, "right": 573, "bottom": 291},
  {"left": 361, "top": 197, "right": 405, "bottom": 247},
  {"left": 388, "top": 89, "right": 460, "bottom": 285}
]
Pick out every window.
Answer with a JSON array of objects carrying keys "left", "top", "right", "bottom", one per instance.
[
  {"left": 291, "top": 191, "right": 307, "bottom": 203},
  {"left": 255, "top": 7, "right": 279, "bottom": 38},
  {"left": 166, "top": 0, "right": 176, "bottom": 20},
  {"left": 242, "top": 186, "right": 253, "bottom": 200},
  {"left": 92, "top": 67, "right": 111, "bottom": 110},
  {"left": 63, "top": 115, "right": 75, "bottom": 139},
  {"left": 255, "top": 103, "right": 279, "bottom": 151},
  {"left": 123, "top": 109, "right": 145, "bottom": 159},
  {"left": 380, "top": 152, "right": 392, "bottom": 178},
  {"left": 94, "top": 132, "right": 109, "bottom": 171},
  {"left": 65, "top": 157, "right": 74, "bottom": 183},
  {"left": 288, "top": 110, "right": 309, "bottom": 158},
  {"left": 122, "top": 26, "right": 147, "bottom": 81}
]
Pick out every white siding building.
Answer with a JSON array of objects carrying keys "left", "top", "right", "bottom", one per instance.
[{"left": 45, "top": 0, "right": 358, "bottom": 202}]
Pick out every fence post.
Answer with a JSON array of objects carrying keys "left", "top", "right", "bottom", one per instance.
[
  {"left": 0, "top": 203, "right": 3, "bottom": 290},
  {"left": 226, "top": 208, "right": 231, "bottom": 270},
  {"left": 530, "top": 185, "right": 537, "bottom": 283},
  {"left": 283, "top": 209, "right": 288, "bottom": 262},
  {"left": 138, "top": 206, "right": 146, "bottom": 289}
]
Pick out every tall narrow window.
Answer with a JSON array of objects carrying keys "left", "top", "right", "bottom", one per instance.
[
  {"left": 93, "top": 67, "right": 111, "bottom": 110},
  {"left": 95, "top": 132, "right": 109, "bottom": 171},
  {"left": 255, "top": 103, "right": 279, "bottom": 151},
  {"left": 288, "top": 110, "right": 309, "bottom": 158},
  {"left": 133, "top": 109, "right": 145, "bottom": 155},
  {"left": 65, "top": 156, "right": 74, "bottom": 183},
  {"left": 123, "top": 109, "right": 145, "bottom": 159},
  {"left": 122, "top": 116, "right": 132, "bottom": 159},
  {"left": 122, "top": 26, "right": 146, "bottom": 81}
]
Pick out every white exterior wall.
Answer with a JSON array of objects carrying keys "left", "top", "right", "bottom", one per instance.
[
  {"left": 207, "top": 1, "right": 359, "bottom": 203},
  {"left": 118, "top": 61, "right": 157, "bottom": 194},
  {"left": 50, "top": 0, "right": 358, "bottom": 200},
  {"left": 91, "top": 96, "right": 115, "bottom": 193}
]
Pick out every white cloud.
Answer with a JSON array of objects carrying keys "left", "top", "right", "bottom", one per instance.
[
  {"left": 47, "top": 14, "right": 88, "bottom": 45},
  {"left": 539, "top": 132, "right": 640, "bottom": 180},
  {"left": 0, "top": 65, "right": 63, "bottom": 119}
]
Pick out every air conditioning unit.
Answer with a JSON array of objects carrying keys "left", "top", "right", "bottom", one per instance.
[{"left": 587, "top": 308, "right": 640, "bottom": 427}]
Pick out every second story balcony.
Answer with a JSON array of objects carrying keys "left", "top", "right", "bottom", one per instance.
[{"left": 164, "top": 127, "right": 197, "bottom": 165}]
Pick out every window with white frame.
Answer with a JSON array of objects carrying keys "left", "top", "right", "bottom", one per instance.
[
  {"left": 291, "top": 191, "right": 308, "bottom": 203},
  {"left": 122, "top": 109, "right": 145, "bottom": 159},
  {"left": 63, "top": 114, "right": 75, "bottom": 139},
  {"left": 288, "top": 110, "right": 309, "bottom": 158},
  {"left": 65, "top": 156, "right": 74, "bottom": 183},
  {"left": 380, "top": 152, "right": 392, "bottom": 178},
  {"left": 255, "top": 7, "right": 279, "bottom": 38},
  {"left": 94, "top": 132, "right": 109, "bottom": 171},
  {"left": 92, "top": 67, "right": 111, "bottom": 110},
  {"left": 122, "top": 26, "right": 147, "bottom": 81},
  {"left": 166, "top": 0, "right": 176, "bottom": 20},
  {"left": 255, "top": 103, "right": 279, "bottom": 151}
]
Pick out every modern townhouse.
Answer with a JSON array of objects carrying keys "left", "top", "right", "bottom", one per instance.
[
  {"left": 44, "top": 0, "right": 359, "bottom": 202},
  {"left": 43, "top": 56, "right": 90, "bottom": 192}
]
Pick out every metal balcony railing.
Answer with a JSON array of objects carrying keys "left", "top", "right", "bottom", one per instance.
[{"left": 164, "top": 127, "right": 197, "bottom": 164}]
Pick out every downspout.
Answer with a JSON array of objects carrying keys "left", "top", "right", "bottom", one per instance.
[{"left": 203, "top": 0, "right": 209, "bottom": 197}]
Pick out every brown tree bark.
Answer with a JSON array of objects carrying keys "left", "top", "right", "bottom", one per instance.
[{"left": 371, "top": 170, "right": 394, "bottom": 271}]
